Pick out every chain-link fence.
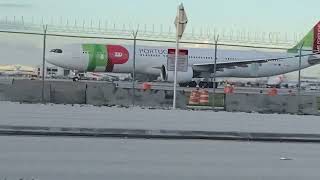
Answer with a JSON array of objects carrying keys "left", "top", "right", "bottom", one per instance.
[{"left": 0, "top": 17, "right": 319, "bottom": 114}]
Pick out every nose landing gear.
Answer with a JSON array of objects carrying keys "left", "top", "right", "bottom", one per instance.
[{"left": 72, "top": 76, "right": 80, "bottom": 81}]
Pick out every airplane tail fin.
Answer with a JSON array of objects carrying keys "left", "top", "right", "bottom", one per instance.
[{"left": 288, "top": 21, "right": 320, "bottom": 53}]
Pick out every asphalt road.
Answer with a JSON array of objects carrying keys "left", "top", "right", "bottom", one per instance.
[
  {"left": 0, "top": 136, "right": 319, "bottom": 180},
  {"left": 0, "top": 98, "right": 319, "bottom": 179}
]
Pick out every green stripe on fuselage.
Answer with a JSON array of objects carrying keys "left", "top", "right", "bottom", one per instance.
[{"left": 82, "top": 44, "right": 107, "bottom": 71}]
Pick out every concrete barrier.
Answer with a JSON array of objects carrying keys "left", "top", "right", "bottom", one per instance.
[
  {"left": 0, "top": 79, "right": 187, "bottom": 108},
  {"left": 0, "top": 79, "right": 318, "bottom": 114},
  {"left": 0, "top": 78, "right": 13, "bottom": 85},
  {"left": 0, "top": 84, "right": 9, "bottom": 101},
  {"left": 3, "top": 80, "right": 51, "bottom": 103},
  {"left": 226, "top": 94, "right": 319, "bottom": 115},
  {"left": 50, "top": 81, "right": 87, "bottom": 104},
  {"left": 86, "top": 83, "right": 187, "bottom": 108}
]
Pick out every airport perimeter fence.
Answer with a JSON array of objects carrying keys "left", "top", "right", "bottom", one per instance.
[
  {"left": 0, "top": 19, "right": 320, "bottom": 114},
  {"left": 0, "top": 78, "right": 319, "bottom": 115}
]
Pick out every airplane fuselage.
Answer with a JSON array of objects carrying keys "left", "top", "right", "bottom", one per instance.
[{"left": 47, "top": 44, "right": 319, "bottom": 81}]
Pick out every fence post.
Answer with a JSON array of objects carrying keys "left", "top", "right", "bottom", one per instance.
[
  {"left": 212, "top": 35, "right": 219, "bottom": 110},
  {"left": 132, "top": 30, "right": 138, "bottom": 106},
  {"left": 85, "top": 83, "right": 88, "bottom": 104},
  {"left": 297, "top": 41, "right": 305, "bottom": 114},
  {"left": 298, "top": 41, "right": 305, "bottom": 96},
  {"left": 41, "top": 25, "right": 48, "bottom": 103}
]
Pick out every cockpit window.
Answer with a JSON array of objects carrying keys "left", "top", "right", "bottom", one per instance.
[{"left": 50, "top": 49, "right": 63, "bottom": 53}]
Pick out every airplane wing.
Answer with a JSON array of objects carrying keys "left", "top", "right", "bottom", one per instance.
[
  {"left": 192, "top": 52, "right": 320, "bottom": 72},
  {"left": 192, "top": 59, "right": 274, "bottom": 72}
]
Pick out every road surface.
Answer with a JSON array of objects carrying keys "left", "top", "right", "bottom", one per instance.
[{"left": 0, "top": 136, "right": 319, "bottom": 180}]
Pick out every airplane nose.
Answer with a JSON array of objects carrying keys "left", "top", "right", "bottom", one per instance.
[
  {"left": 46, "top": 52, "right": 67, "bottom": 68},
  {"left": 46, "top": 52, "right": 61, "bottom": 66},
  {"left": 46, "top": 51, "right": 88, "bottom": 71}
]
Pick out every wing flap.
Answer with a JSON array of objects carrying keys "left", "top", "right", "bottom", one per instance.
[{"left": 192, "top": 59, "right": 270, "bottom": 72}]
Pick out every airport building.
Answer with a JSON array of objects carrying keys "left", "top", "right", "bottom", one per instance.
[
  {"left": 0, "top": 64, "right": 36, "bottom": 77},
  {"left": 36, "top": 64, "right": 72, "bottom": 78}
]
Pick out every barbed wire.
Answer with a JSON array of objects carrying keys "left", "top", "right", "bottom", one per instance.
[
  {"left": 0, "top": 29, "right": 293, "bottom": 51},
  {"left": 0, "top": 16, "right": 304, "bottom": 49}
]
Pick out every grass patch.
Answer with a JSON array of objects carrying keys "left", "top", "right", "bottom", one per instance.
[{"left": 209, "top": 93, "right": 225, "bottom": 107}]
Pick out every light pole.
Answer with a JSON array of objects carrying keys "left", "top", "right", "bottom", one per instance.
[
  {"left": 173, "top": 3, "right": 187, "bottom": 109},
  {"left": 173, "top": 27, "right": 180, "bottom": 109},
  {"left": 41, "top": 25, "right": 47, "bottom": 103},
  {"left": 212, "top": 35, "right": 219, "bottom": 109}
]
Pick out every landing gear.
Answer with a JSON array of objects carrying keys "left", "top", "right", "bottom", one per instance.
[
  {"left": 214, "top": 82, "right": 219, "bottom": 88},
  {"left": 179, "top": 81, "right": 218, "bottom": 88},
  {"left": 179, "top": 81, "right": 197, "bottom": 87},
  {"left": 72, "top": 77, "right": 79, "bottom": 82},
  {"left": 199, "top": 81, "right": 214, "bottom": 88}
]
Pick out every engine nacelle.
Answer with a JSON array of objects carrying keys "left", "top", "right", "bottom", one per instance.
[{"left": 160, "top": 65, "right": 193, "bottom": 83}]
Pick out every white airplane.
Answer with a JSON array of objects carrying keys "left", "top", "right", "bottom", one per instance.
[{"left": 47, "top": 21, "right": 320, "bottom": 87}]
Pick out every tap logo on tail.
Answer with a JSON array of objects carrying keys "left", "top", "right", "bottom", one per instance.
[{"left": 314, "top": 22, "right": 320, "bottom": 52}]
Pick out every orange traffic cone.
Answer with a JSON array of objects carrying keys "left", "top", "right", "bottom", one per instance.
[
  {"left": 224, "top": 84, "right": 232, "bottom": 94},
  {"left": 230, "top": 85, "right": 235, "bottom": 93},
  {"left": 268, "top": 87, "right": 278, "bottom": 96},
  {"left": 142, "top": 82, "right": 152, "bottom": 90},
  {"left": 199, "top": 89, "right": 209, "bottom": 105},
  {"left": 188, "top": 89, "right": 200, "bottom": 105}
]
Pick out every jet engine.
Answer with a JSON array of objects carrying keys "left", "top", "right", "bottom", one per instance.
[{"left": 160, "top": 65, "right": 193, "bottom": 83}]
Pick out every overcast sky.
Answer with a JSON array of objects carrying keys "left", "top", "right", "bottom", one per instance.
[
  {"left": 0, "top": 0, "right": 319, "bottom": 77},
  {"left": 0, "top": 0, "right": 319, "bottom": 32}
]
